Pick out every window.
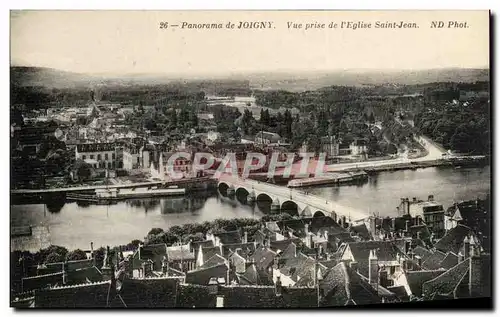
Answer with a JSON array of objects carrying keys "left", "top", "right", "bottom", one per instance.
[
  {"left": 137, "top": 157, "right": 140, "bottom": 164},
  {"left": 90, "top": 155, "right": 94, "bottom": 159},
  {"left": 112, "top": 153, "right": 115, "bottom": 160},
  {"left": 97, "top": 154, "right": 102, "bottom": 161},
  {"left": 105, "top": 153, "right": 109, "bottom": 160},
  {"left": 82, "top": 155, "right": 86, "bottom": 160}
]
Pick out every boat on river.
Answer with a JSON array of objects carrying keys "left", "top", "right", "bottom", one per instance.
[{"left": 67, "top": 186, "right": 186, "bottom": 203}]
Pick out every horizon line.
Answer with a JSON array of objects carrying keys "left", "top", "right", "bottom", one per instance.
[{"left": 10, "top": 64, "right": 490, "bottom": 78}]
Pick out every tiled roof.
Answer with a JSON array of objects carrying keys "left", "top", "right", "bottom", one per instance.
[
  {"left": 358, "top": 274, "right": 397, "bottom": 298},
  {"left": 113, "top": 277, "right": 180, "bottom": 308},
  {"left": 265, "top": 221, "right": 281, "bottom": 232},
  {"left": 221, "top": 242, "right": 256, "bottom": 259},
  {"left": 434, "top": 224, "right": 475, "bottom": 254},
  {"left": 279, "top": 242, "right": 298, "bottom": 260},
  {"left": 439, "top": 252, "right": 459, "bottom": 270},
  {"left": 309, "top": 216, "right": 346, "bottom": 236},
  {"left": 34, "top": 281, "right": 111, "bottom": 308},
  {"left": 35, "top": 258, "right": 94, "bottom": 275},
  {"left": 199, "top": 254, "right": 227, "bottom": 270},
  {"left": 177, "top": 283, "right": 216, "bottom": 308},
  {"left": 185, "top": 263, "right": 228, "bottom": 286},
  {"left": 344, "top": 241, "right": 402, "bottom": 277},
  {"left": 215, "top": 230, "right": 242, "bottom": 245},
  {"left": 349, "top": 223, "right": 372, "bottom": 241},
  {"left": 239, "top": 263, "right": 274, "bottom": 286},
  {"left": 413, "top": 246, "right": 433, "bottom": 261},
  {"left": 270, "top": 238, "right": 302, "bottom": 253},
  {"left": 319, "top": 262, "right": 381, "bottom": 306},
  {"left": 387, "top": 285, "right": 409, "bottom": 301},
  {"left": 422, "top": 259, "right": 470, "bottom": 298},
  {"left": 219, "top": 285, "right": 317, "bottom": 308},
  {"left": 422, "top": 250, "right": 447, "bottom": 270},
  {"left": 166, "top": 244, "right": 196, "bottom": 262},
  {"left": 22, "top": 272, "right": 64, "bottom": 292},
  {"left": 66, "top": 266, "right": 103, "bottom": 285},
  {"left": 251, "top": 246, "right": 277, "bottom": 270},
  {"left": 191, "top": 240, "right": 214, "bottom": 251},
  {"left": 139, "top": 244, "right": 167, "bottom": 271},
  {"left": 200, "top": 246, "right": 222, "bottom": 265},
  {"left": 278, "top": 253, "right": 316, "bottom": 283},
  {"left": 405, "top": 270, "right": 446, "bottom": 297}
]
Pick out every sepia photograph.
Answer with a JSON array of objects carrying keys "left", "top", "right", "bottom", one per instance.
[{"left": 9, "top": 10, "right": 491, "bottom": 308}]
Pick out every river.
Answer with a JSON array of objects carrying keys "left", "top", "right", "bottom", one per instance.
[{"left": 10, "top": 166, "right": 490, "bottom": 251}]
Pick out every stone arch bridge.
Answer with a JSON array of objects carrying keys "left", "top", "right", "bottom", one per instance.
[{"left": 216, "top": 174, "right": 367, "bottom": 222}]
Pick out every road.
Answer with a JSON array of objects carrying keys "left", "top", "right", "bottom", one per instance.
[{"left": 326, "top": 134, "right": 447, "bottom": 172}]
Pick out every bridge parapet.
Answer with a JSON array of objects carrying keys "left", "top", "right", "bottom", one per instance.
[{"left": 216, "top": 174, "right": 367, "bottom": 221}]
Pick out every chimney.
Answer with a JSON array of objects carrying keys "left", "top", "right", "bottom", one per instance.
[
  {"left": 405, "top": 220, "right": 409, "bottom": 233},
  {"left": 162, "top": 256, "right": 169, "bottom": 275},
  {"left": 412, "top": 197, "right": 417, "bottom": 203},
  {"left": 216, "top": 295, "right": 225, "bottom": 308},
  {"left": 369, "top": 250, "right": 378, "bottom": 286},
  {"left": 406, "top": 198, "right": 410, "bottom": 214},
  {"left": 404, "top": 240, "right": 411, "bottom": 255},
  {"left": 266, "top": 236, "right": 271, "bottom": 248},
  {"left": 341, "top": 216, "right": 347, "bottom": 228},
  {"left": 197, "top": 245, "right": 204, "bottom": 268},
  {"left": 469, "top": 255, "right": 482, "bottom": 297},
  {"left": 416, "top": 255, "right": 422, "bottom": 268},
  {"left": 62, "top": 261, "right": 67, "bottom": 285},
  {"left": 275, "top": 276, "right": 283, "bottom": 297},
  {"left": 215, "top": 236, "right": 221, "bottom": 247},
  {"left": 243, "top": 231, "right": 248, "bottom": 244},
  {"left": 273, "top": 254, "right": 280, "bottom": 270},
  {"left": 304, "top": 223, "right": 309, "bottom": 234},
  {"left": 350, "top": 261, "right": 358, "bottom": 272},
  {"left": 428, "top": 195, "right": 434, "bottom": 202},
  {"left": 417, "top": 231, "right": 421, "bottom": 240},
  {"left": 318, "top": 244, "right": 324, "bottom": 257},
  {"left": 369, "top": 217, "right": 376, "bottom": 239},
  {"left": 90, "top": 242, "right": 95, "bottom": 266},
  {"left": 458, "top": 251, "right": 464, "bottom": 264},
  {"left": 391, "top": 218, "right": 396, "bottom": 231},
  {"left": 463, "top": 236, "right": 470, "bottom": 259},
  {"left": 305, "top": 233, "right": 313, "bottom": 248},
  {"left": 142, "top": 261, "right": 153, "bottom": 278},
  {"left": 323, "top": 229, "right": 329, "bottom": 240},
  {"left": 469, "top": 236, "right": 477, "bottom": 257},
  {"left": 379, "top": 270, "right": 389, "bottom": 288}
]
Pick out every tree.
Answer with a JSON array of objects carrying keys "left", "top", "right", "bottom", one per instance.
[
  {"left": 66, "top": 249, "right": 88, "bottom": 261},
  {"left": 148, "top": 228, "right": 164, "bottom": 236},
  {"left": 45, "top": 252, "right": 65, "bottom": 264},
  {"left": 74, "top": 159, "right": 92, "bottom": 180}
]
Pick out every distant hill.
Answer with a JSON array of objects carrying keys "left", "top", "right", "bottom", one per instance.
[
  {"left": 10, "top": 66, "right": 489, "bottom": 91},
  {"left": 245, "top": 68, "right": 490, "bottom": 92}
]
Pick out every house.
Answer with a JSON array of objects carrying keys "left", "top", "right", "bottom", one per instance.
[
  {"left": 75, "top": 143, "right": 117, "bottom": 169},
  {"left": 421, "top": 253, "right": 490, "bottom": 300},
  {"left": 150, "top": 151, "right": 193, "bottom": 180},
  {"left": 320, "top": 135, "right": 340, "bottom": 158},
  {"left": 255, "top": 131, "right": 282, "bottom": 145},
  {"left": 339, "top": 241, "right": 410, "bottom": 285},
  {"left": 166, "top": 243, "right": 196, "bottom": 272},
  {"left": 122, "top": 143, "right": 142, "bottom": 170},
  {"left": 349, "top": 139, "right": 368, "bottom": 156},
  {"left": 400, "top": 196, "right": 445, "bottom": 238}
]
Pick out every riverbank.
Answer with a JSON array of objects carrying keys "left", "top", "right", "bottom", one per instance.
[{"left": 346, "top": 157, "right": 489, "bottom": 174}]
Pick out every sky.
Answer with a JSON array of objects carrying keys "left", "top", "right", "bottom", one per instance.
[{"left": 10, "top": 10, "right": 490, "bottom": 75}]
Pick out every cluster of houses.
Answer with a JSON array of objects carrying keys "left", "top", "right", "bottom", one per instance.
[{"left": 11, "top": 197, "right": 490, "bottom": 308}]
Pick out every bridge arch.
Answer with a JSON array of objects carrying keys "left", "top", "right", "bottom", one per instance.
[
  {"left": 218, "top": 182, "right": 230, "bottom": 195},
  {"left": 256, "top": 193, "right": 273, "bottom": 213},
  {"left": 281, "top": 200, "right": 299, "bottom": 217},
  {"left": 313, "top": 211, "right": 326, "bottom": 218},
  {"left": 235, "top": 187, "right": 250, "bottom": 204}
]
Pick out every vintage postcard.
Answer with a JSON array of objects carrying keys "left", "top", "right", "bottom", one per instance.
[{"left": 10, "top": 10, "right": 491, "bottom": 308}]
